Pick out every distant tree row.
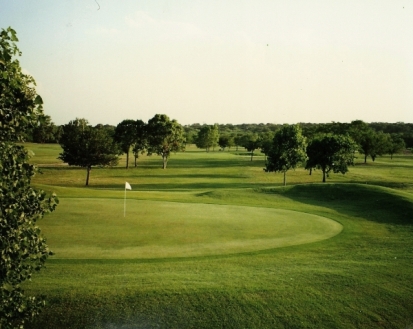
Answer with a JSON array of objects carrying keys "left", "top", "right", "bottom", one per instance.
[
  {"left": 26, "top": 119, "right": 413, "bottom": 151},
  {"left": 184, "top": 121, "right": 413, "bottom": 149},
  {"left": 57, "top": 117, "right": 410, "bottom": 186},
  {"left": 58, "top": 114, "right": 185, "bottom": 185},
  {"left": 191, "top": 120, "right": 407, "bottom": 166}
]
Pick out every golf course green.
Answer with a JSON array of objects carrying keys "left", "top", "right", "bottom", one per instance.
[
  {"left": 41, "top": 198, "right": 342, "bottom": 259},
  {"left": 21, "top": 143, "right": 413, "bottom": 329}
]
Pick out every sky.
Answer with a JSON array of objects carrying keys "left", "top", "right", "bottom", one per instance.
[{"left": 1, "top": 0, "right": 413, "bottom": 126}]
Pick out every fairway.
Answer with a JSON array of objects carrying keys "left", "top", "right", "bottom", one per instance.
[{"left": 41, "top": 198, "right": 342, "bottom": 259}]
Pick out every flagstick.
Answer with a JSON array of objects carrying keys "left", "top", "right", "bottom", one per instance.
[{"left": 124, "top": 185, "right": 126, "bottom": 217}]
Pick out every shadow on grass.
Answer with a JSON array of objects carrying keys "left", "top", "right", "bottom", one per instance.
[
  {"left": 345, "top": 180, "right": 413, "bottom": 190},
  {"left": 354, "top": 162, "right": 413, "bottom": 169},
  {"left": 160, "top": 158, "right": 265, "bottom": 169},
  {"left": 257, "top": 183, "right": 413, "bottom": 226},
  {"left": 37, "top": 158, "right": 266, "bottom": 170},
  {"left": 90, "top": 182, "right": 281, "bottom": 191}
]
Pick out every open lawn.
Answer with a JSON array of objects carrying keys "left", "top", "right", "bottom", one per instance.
[{"left": 22, "top": 143, "right": 413, "bottom": 328}]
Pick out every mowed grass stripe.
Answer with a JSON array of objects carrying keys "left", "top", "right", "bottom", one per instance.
[{"left": 41, "top": 198, "right": 342, "bottom": 259}]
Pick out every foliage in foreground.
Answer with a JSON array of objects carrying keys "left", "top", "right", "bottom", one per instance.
[{"left": 1, "top": 27, "right": 58, "bottom": 329}]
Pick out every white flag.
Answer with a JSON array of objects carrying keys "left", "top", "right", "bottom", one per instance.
[{"left": 125, "top": 182, "right": 132, "bottom": 190}]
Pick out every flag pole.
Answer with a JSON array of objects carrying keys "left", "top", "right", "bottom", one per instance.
[
  {"left": 124, "top": 184, "right": 126, "bottom": 217},
  {"left": 124, "top": 182, "right": 132, "bottom": 217}
]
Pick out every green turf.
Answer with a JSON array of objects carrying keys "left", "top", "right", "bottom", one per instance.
[
  {"left": 19, "top": 143, "right": 413, "bottom": 329},
  {"left": 41, "top": 198, "right": 342, "bottom": 259}
]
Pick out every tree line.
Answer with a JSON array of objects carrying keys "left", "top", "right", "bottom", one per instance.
[
  {"left": 55, "top": 115, "right": 409, "bottom": 187},
  {"left": 26, "top": 119, "right": 413, "bottom": 150}
]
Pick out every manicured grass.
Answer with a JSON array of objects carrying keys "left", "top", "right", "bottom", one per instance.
[
  {"left": 40, "top": 198, "right": 342, "bottom": 259},
  {"left": 21, "top": 143, "right": 413, "bottom": 328}
]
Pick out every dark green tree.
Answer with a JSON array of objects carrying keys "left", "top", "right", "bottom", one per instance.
[
  {"left": 114, "top": 119, "right": 137, "bottom": 169},
  {"left": 218, "top": 135, "right": 234, "bottom": 151},
  {"left": 195, "top": 126, "right": 210, "bottom": 151},
  {"left": 146, "top": 114, "right": 185, "bottom": 169},
  {"left": 240, "top": 133, "right": 261, "bottom": 161},
  {"left": 233, "top": 134, "right": 243, "bottom": 151},
  {"left": 305, "top": 134, "right": 357, "bottom": 182},
  {"left": 132, "top": 119, "right": 147, "bottom": 167},
  {"left": 58, "top": 118, "right": 120, "bottom": 185},
  {"left": 265, "top": 124, "right": 307, "bottom": 186},
  {"left": 259, "top": 131, "right": 275, "bottom": 164},
  {"left": 1, "top": 27, "right": 58, "bottom": 328}
]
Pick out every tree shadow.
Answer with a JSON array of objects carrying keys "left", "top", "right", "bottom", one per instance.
[
  {"left": 88, "top": 181, "right": 283, "bottom": 191},
  {"left": 258, "top": 183, "right": 413, "bottom": 226}
]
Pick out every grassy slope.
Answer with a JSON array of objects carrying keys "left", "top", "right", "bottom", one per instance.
[{"left": 23, "top": 143, "right": 413, "bottom": 329}]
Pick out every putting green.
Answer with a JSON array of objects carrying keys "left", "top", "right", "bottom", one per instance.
[{"left": 41, "top": 198, "right": 342, "bottom": 259}]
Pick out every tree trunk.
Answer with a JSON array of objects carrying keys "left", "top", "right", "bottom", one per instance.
[
  {"left": 162, "top": 155, "right": 167, "bottom": 169},
  {"left": 134, "top": 155, "right": 137, "bottom": 167},
  {"left": 322, "top": 170, "right": 326, "bottom": 183},
  {"left": 126, "top": 151, "right": 129, "bottom": 169},
  {"left": 283, "top": 171, "right": 286, "bottom": 186},
  {"left": 309, "top": 168, "right": 312, "bottom": 175},
  {"left": 250, "top": 151, "right": 254, "bottom": 161},
  {"left": 364, "top": 154, "right": 367, "bottom": 163},
  {"left": 85, "top": 166, "right": 91, "bottom": 186}
]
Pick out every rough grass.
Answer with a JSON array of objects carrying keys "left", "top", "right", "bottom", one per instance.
[{"left": 21, "top": 143, "right": 413, "bottom": 329}]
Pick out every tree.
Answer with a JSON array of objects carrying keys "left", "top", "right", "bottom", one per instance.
[
  {"left": 265, "top": 124, "right": 307, "bottom": 186},
  {"left": 388, "top": 133, "right": 406, "bottom": 159},
  {"left": 195, "top": 126, "right": 210, "bottom": 151},
  {"left": 58, "top": 118, "right": 120, "bottom": 185},
  {"left": 240, "top": 133, "right": 260, "bottom": 161},
  {"left": 349, "top": 120, "right": 391, "bottom": 163},
  {"left": 132, "top": 119, "right": 147, "bottom": 167},
  {"left": 30, "top": 114, "right": 57, "bottom": 143},
  {"left": 210, "top": 124, "right": 220, "bottom": 151},
  {"left": 0, "top": 28, "right": 43, "bottom": 142},
  {"left": 114, "top": 119, "right": 137, "bottom": 169},
  {"left": 146, "top": 114, "right": 185, "bottom": 169},
  {"left": 195, "top": 124, "right": 219, "bottom": 152},
  {"left": 305, "top": 134, "right": 357, "bottom": 182},
  {"left": 259, "top": 131, "right": 275, "bottom": 164},
  {"left": 218, "top": 135, "right": 234, "bottom": 151},
  {"left": 233, "top": 134, "right": 243, "bottom": 151},
  {"left": 1, "top": 27, "right": 58, "bottom": 328},
  {"left": 369, "top": 131, "right": 391, "bottom": 162}
]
